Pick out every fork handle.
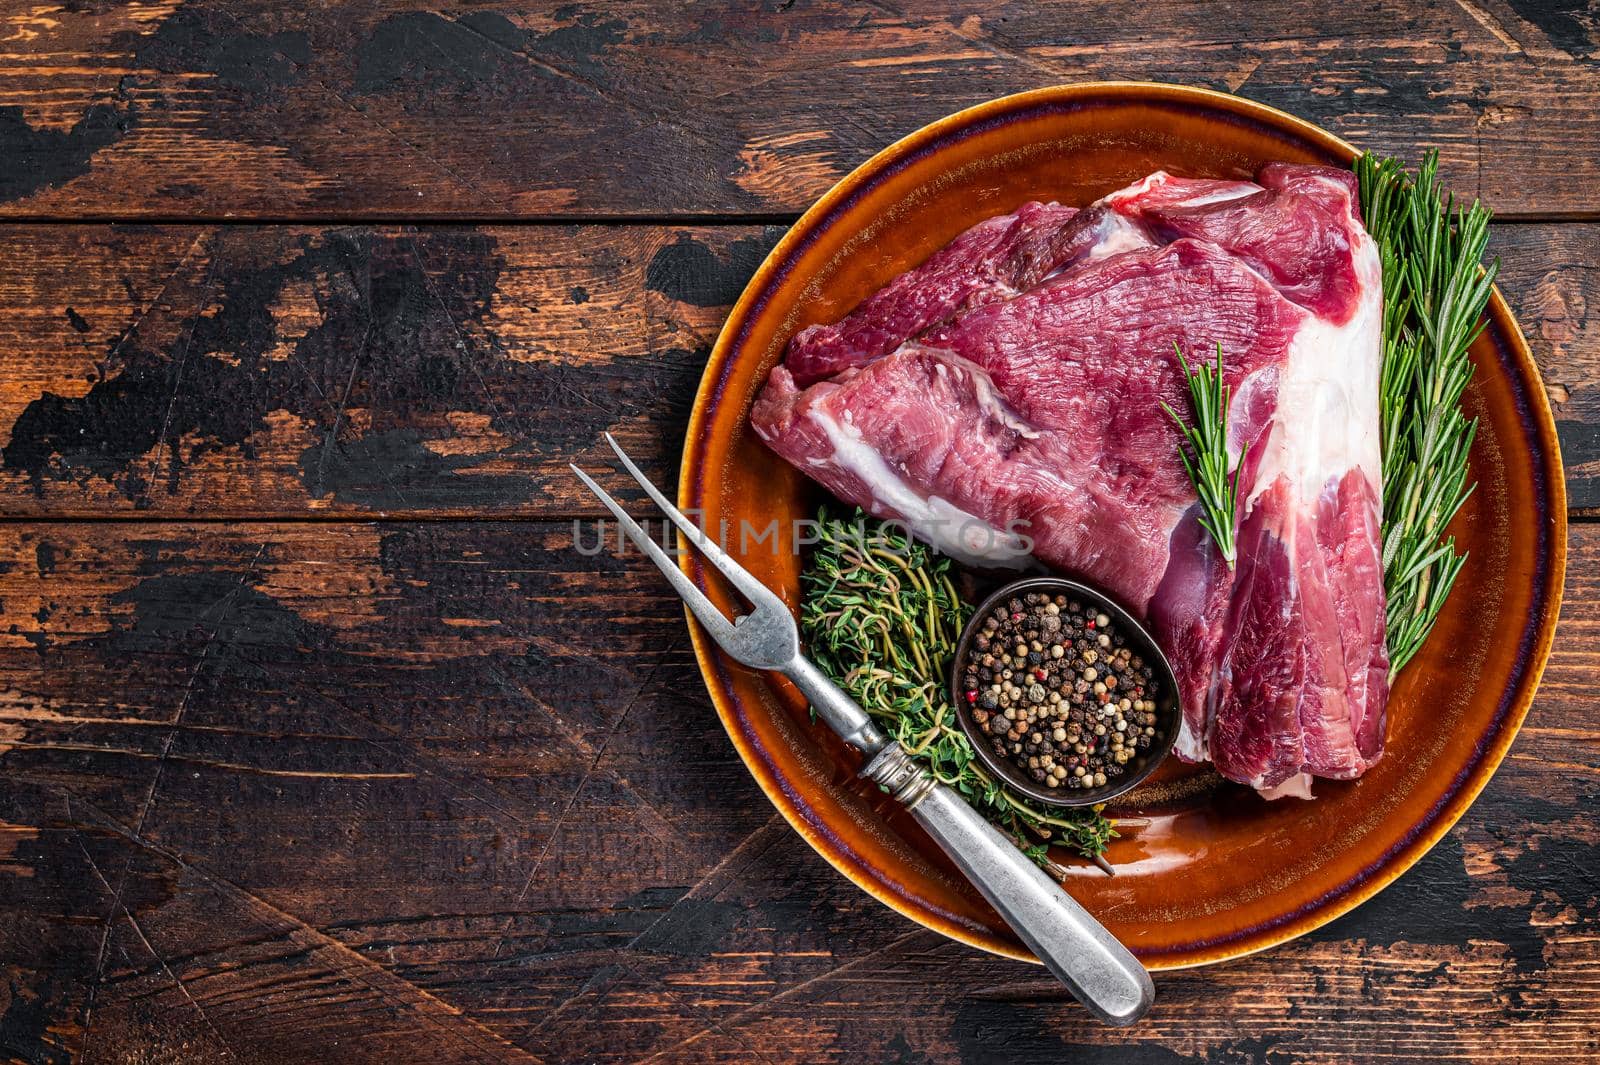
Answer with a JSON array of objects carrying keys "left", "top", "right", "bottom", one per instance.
[
  {"left": 783, "top": 657, "right": 889, "bottom": 754},
  {"left": 785, "top": 660, "right": 1152, "bottom": 1025},
  {"left": 861, "top": 744, "right": 1154, "bottom": 1026}
]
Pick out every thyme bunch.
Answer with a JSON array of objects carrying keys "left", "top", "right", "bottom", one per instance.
[{"left": 799, "top": 509, "right": 1114, "bottom": 866}]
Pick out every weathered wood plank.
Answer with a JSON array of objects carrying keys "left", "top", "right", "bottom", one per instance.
[
  {"left": 1496, "top": 225, "right": 1600, "bottom": 512},
  {"left": 0, "top": 222, "right": 1591, "bottom": 518},
  {"left": 0, "top": 223, "right": 778, "bottom": 518},
  {"left": 0, "top": 520, "right": 1595, "bottom": 1062},
  {"left": 2, "top": 1, "right": 1598, "bottom": 220}
]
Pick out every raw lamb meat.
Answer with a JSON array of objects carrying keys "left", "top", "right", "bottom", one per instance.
[{"left": 751, "top": 163, "right": 1388, "bottom": 795}]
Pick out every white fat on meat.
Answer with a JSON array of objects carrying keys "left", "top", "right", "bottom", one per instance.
[
  {"left": 806, "top": 405, "right": 1032, "bottom": 568},
  {"left": 1257, "top": 773, "right": 1314, "bottom": 801},
  {"left": 1101, "top": 170, "right": 1261, "bottom": 210},
  {"left": 1243, "top": 194, "right": 1384, "bottom": 511}
]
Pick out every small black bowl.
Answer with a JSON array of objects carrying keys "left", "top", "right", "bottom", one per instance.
[{"left": 950, "top": 576, "right": 1180, "bottom": 807}]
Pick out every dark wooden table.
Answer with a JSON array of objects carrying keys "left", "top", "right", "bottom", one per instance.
[{"left": 1, "top": 3, "right": 1596, "bottom": 1063}]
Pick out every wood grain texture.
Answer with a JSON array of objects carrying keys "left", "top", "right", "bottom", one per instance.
[
  {"left": 0, "top": 222, "right": 1592, "bottom": 517},
  {"left": 0, "top": 223, "right": 778, "bottom": 517},
  {"left": 2, "top": 2, "right": 1597, "bottom": 1060},
  {"left": 2, "top": 1, "right": 1599, "bottom": 220},
  {"left": 0, "top": 520, "right": 1595, "bottom": 1064}
]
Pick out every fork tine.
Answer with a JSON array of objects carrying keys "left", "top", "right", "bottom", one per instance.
[
  {"left": 569, "top": 463, "right": 739, "bottom": 649},
  {"left": 601, "top": 433, "right": 788, "bottom": 614}
]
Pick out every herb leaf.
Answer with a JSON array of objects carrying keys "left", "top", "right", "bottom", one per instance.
[
  {"left": 799, "top": 509, "right": 1114, "bottom": 864},
  {"left": 1356, "top": 150, "right": 1494, "bottom": 676},
  {"left": 1163, "top": 342, "right": 1245, "bottom": 567}
]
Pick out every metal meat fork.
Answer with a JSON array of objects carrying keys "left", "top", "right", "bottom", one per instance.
[{"left": 571, "top": 434, "right": 1154, "bottom": 1026}]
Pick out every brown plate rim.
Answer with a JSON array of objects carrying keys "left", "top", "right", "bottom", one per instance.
[{"left": 678, "top": 82, "right": 1568, "bottom": 970}]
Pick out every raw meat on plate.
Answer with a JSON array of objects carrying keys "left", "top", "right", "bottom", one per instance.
[{"left": 751, "top": 163, "right": 1388, "bottom": 796}]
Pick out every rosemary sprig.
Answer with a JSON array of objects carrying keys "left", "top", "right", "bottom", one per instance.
[
  {"left": 799, "top": 509, "right": 1115, "bottom": 864},
  {"left": 1162, "top": 342, "right": 1245, "bottom": 567},
  {"left": 1356, "top": 150, "right": 1495, "bottom": 675}
]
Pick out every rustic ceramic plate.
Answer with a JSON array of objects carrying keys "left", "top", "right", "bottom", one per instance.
[{"left": 678, "top": 83, "right": 1566, "bottom": 969}]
